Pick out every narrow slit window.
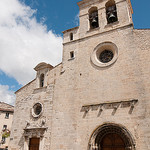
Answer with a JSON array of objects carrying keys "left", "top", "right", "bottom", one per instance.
[
  {"left": 3, "top": 125, "right": 7, "bottom": 130},
  {"left": 5, "top": 112, "right": 9, "bottom": 119},
  {"left": 70, "top": 51, "right": 75, "bottom": 59},
  {"left": 40, "top": 74, "right": 44, "bottom": 87},
  {"left": 70, "top": 33, "right": 73, "bottom": 41}
]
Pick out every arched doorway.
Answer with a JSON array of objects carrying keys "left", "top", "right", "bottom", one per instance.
[{"left": 88, "top": 123, "right": 135, "bottom": 150}]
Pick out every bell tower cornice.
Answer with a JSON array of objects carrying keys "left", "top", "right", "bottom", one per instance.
[
  {"left": 77, "top": 0, "right": 100, "bottom": 9},
  {"left": 78, "top": 0, "right": 133, "bottom": 14}
]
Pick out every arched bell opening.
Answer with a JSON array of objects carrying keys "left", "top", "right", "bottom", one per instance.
[
  {"left": 105, "top": 0, "right": 118, "bottom": 24},
  {"left": 88, "top": 123, "right": 136, "bottom": 150},
  {"left": 89, "top": 7, "right": 99, "bottom": 29}
]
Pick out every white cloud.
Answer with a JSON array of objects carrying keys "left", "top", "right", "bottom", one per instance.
[
  {"left": 74, "top": 12, "right": 79, "bottom": 26},
  {"left": 0, "top": 0, "right": 63, "bottom": 85},
  {"left": 0, "top": 85, "right": 15, "bottom": 105}
]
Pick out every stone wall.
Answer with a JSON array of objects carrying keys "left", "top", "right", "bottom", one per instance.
[{"left": 50, "top": 26, "right": 150, "bottom": 150}]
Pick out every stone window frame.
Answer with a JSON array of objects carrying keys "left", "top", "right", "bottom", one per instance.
[
  {"left": 5, "top": 112, "right": 9, "bottom": 119},
  {"left": 88, "top": 7, "right": 99, "bottom": 30},
  {"left": 68, "top": 51, "right": 75, "bottom": 61},
  {"left": 70, "top": 33, "right": 73, "bottom": 41},
  {"left": 91, "top": 42, "right": 118, "bottom": 67},
  {"left": 40, "top": 74, "right": 44, "bottom": 88},
  {"left": 105, "top": 0, "right": 118, "bottom": 24},
  {"left": 3, "top": 125, "right": 7, "bottom": 130},
  {"left": 70, "top": 51, "right": 75, "bottom": 59},
  {"left": 31, "top": 102, "right": 43, "bottom": 118}
]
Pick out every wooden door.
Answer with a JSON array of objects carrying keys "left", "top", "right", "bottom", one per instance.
[
  {"left": 101, "top": 133, "right": 125, "bottom": 150},
  {"left": 29, "top": 138, "right": 40, "bottom": 150}
]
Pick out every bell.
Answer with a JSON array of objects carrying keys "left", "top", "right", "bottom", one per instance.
[
  {"left": 108, "top": 13, "right": 117, "bottom": 23},
  {"left": 91, "top": 18, "right": 98, "bottom": 27}
]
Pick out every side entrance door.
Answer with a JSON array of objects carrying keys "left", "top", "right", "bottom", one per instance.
[{"left": 29, "top": 138, "right": 40, "bottom": 150}]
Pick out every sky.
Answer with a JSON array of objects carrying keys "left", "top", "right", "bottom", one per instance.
[{"left": 0, "top": 0, "right": 149, "bottom": 105}]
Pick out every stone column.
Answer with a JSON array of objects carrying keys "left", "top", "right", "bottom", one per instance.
[
  {"left": 39, "top": 136, "right": 44, "bottom": 150},
  {"left": 24, "top": 137, "right": 29, "bottom": 150}
]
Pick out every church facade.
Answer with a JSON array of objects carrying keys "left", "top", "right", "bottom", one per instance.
[{"left": 9, "top": 0, "right": 150, "bottom": 150}]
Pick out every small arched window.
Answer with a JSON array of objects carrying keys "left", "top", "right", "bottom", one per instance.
[
  {"left": 70, "top": 33, "right": 73, "bottom": 41},
  {"left": 40, "top": 74, "right": 44, "bottom": 87},
  {"left": 89, "top": 7, "right": 99, "bottom": 29},
  {"left": 106, "top": 0, "right": 118, "bottom": 24}
]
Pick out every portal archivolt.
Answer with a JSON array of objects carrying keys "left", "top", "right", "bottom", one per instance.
[{"left": 88, "top": 123, "right": 135, "bottom": 150}]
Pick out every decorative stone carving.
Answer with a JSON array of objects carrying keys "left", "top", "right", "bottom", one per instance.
[
  {"left": 81, "top": 99, "right": 138, "bottom": 117},
  {"left": 24, "top": 128, "right": 46, "bottom": 138},
  {"left": 25, "top": 116, "right": 47, "bottom": 130}
]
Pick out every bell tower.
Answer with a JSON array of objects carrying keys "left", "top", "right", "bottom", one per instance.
[{"left": 77, "top": 0, "right": 133, "bottom": 38}]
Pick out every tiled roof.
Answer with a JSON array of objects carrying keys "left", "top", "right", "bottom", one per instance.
[{"left": 0, "top": 102, "right": 14, "bottom": 112}]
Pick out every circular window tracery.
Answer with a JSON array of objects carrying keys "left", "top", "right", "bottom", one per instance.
[
  {"left": 32, "top": 103, "right": 43, "bottom": 118},
  {"left": 99, "top": 50, "right": 114, "bottom": 63},
  {"left": 91, "top": 42, "right": 118, "bottom": 67}
]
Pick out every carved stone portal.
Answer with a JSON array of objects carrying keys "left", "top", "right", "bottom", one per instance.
[{"left": 88, "top": 123, "right": 136, "bottom": 150}]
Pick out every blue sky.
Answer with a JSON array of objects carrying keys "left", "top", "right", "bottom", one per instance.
[
  {"left": 0, "top": 0, "right": 149, "bottom": 105},
  {"left": 21, "top": 0, "right": 150, "bottom": 33}
]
